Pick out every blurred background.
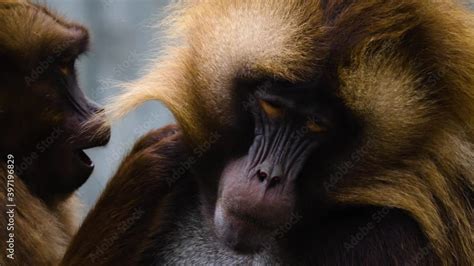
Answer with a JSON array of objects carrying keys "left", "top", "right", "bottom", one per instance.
[
  {"left": 43, "top": 0, "right": 474, "bottom": 212},
  {"left": 44, "top": 0, "right": 173, "bottom": 210}
]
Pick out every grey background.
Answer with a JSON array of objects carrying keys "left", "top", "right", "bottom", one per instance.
[
  {"left": 43, "top": 0, "right": 474, "bottom": 211},
  {"left": 44, "top": 0, "right": 173, "bottom": 210}
]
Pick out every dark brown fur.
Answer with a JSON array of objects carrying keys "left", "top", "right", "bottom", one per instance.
[
  {"left": 0, "top": 167, "right": 81, "bottom": 265},
  {"left": 62, "top": 126, "right": 187, "bottom": 265},
  {"left": 0, "top": 1, "right": 109, "bottom": 264},
  {"left": 63, "top": 0, "right": 473, "bottom": 265}
]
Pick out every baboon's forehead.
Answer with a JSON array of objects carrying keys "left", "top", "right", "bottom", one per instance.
[
  {"left": 164, "top": 0, "right": 432, "bottom": 139},
  {"left": 178, "top": 0, "right": 327, "bottom": 82},
  {"left": 176, "top": 0, "right": 422, "bottom": 82},
  {"left": 0, "top": 1, "right": 89, "bottom": 63}
]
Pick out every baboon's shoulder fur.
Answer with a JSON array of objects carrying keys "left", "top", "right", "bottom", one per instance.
[{"left": 0, "top": 165, "right": 81, "bottom": 265}]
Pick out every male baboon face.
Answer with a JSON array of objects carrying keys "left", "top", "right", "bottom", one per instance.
[
  {"left": 214, "top": 77, "right": 358, "bottom": 252},
  {"left": 178, "top": 1, "right": 430, "bottom": 253}
]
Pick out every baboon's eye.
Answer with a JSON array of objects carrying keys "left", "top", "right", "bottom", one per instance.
[
  {"left": 306, "top": 118, "right": 326, "bottom": 133},
  {"left": 259, "top": 99, "right": 284, "bottom": 118},
  {"left": 58, "top": 60, "right": 75, "bottom": 76}
]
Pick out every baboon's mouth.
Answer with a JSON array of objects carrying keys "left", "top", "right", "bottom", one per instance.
[
  {"left": 75, "top": 149, "right": 93, "bottom": 167},
  {"left": 71, "top": 130, "right": 110, "bottom": 169},
  {"left": 45, "top": 133, "right": 110, "bottom": 195}
]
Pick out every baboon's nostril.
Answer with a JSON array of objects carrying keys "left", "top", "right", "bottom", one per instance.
[
  {"left": 268, "top": 176, "right": 281, "bottom": 188},
  {"left": 257, "top": 170, "right": 268, "bottom": 182}
]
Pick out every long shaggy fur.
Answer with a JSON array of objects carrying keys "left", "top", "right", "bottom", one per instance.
[
  {"left": 104, "top": 0, "right": 473, "bottom": 264},
  {"left": 0, "top": 0, "right": 89, "bottom": 64},
  {"left": 0, "top": 166, "right": 81, "bottom": 265},
  {"left": 0, "top": 1, "right": 87, "bottom": 264}
]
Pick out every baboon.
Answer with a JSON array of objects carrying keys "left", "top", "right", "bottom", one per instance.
[
  {"left": 63, "top": 0, "right": 473, "bottom": 265},
  {"left": 0, "top": 1, "right": 110, "bottom": 264}
]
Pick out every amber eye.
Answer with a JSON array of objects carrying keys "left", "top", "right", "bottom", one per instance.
[
  {"left": 306, "top": 118, "right": 326, "bottom": 133},
  {"left": 58, "top": 60, "right": 74, "bottom": 76},
  {"left": 259, "top": 100, "right": 284, "bottom": 118}
]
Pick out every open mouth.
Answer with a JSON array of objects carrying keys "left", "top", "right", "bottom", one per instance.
[
  {"left": 41, "top": 125, "right": 111, "bottom": 195},
  {"left": 71, "top": 129, "right": 110, "bottom": 169},
  {"left": 74, "top": 149, "right": 94, "bottom": 168}
]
